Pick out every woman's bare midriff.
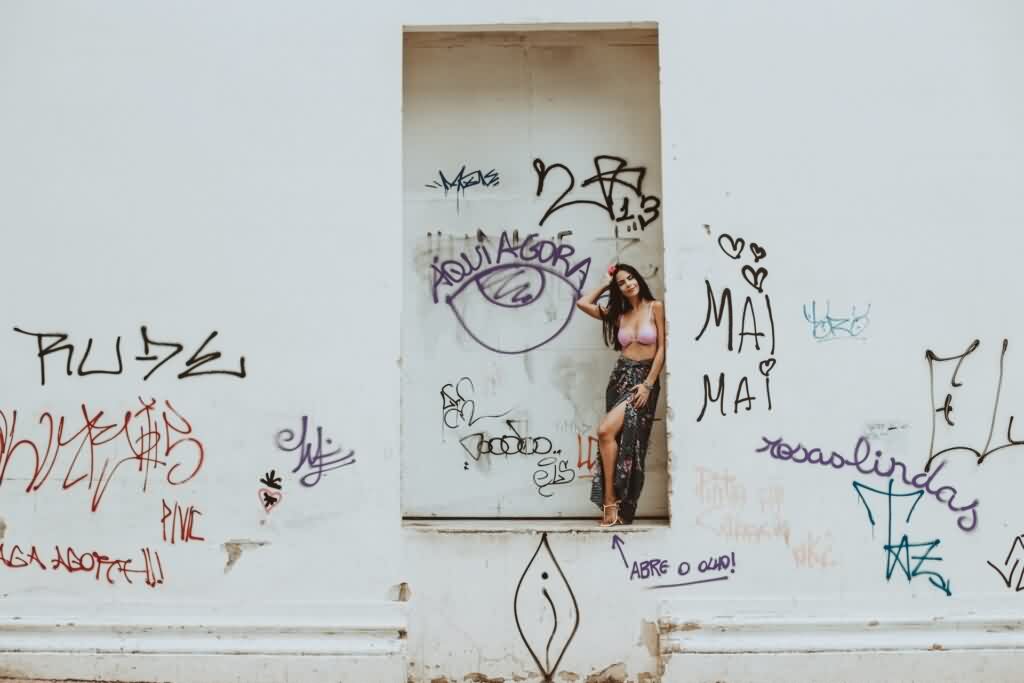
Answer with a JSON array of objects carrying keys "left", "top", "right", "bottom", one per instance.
[{"left": 620, "top": 346, "right": 656, "bottom": 362}]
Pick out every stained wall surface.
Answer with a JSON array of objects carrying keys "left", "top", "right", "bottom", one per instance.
[
  {"left": 1, "top": 2, "right": 1024, "bottom": 683},
  {"left": 401, "top": 29, "right": 668, "bottom": 518}
]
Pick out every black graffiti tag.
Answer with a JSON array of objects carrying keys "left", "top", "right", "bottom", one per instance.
[
  {"left": 441, "top": 377, "right": 510, "bottom": 429},
  {"left": 459, "top": 420, "right": 554, "bottom": 461},
  {"left": 533, "top": 155, "right": 661, "bottom": 233}
]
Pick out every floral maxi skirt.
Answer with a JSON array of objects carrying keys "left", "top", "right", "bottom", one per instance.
[{"left": 590, "top": 356, "right": 660, "bottom": 524}]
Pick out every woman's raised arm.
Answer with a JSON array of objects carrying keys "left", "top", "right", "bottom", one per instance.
[{"left": 576, "top": 272, "right": 612, "bottom": 320}]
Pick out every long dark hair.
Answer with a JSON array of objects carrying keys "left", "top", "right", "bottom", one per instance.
[{"left": 602, "top": 263, "right": 657, "bottom": 350}]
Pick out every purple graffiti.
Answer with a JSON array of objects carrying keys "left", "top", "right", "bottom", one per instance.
[
  {"left": 275, "top": 416, "right": 355, "bottom": 487},
  {"left": 611, "top": 535, "right": 736, "bottom": 590},
  {"left": 756, "top": 435, "right": 978, "bottom": 532},
  {"left": 430, "top": 230, "right": 592, "bottom": 355}
]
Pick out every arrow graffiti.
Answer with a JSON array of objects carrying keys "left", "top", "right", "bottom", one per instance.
[
  {"left": 987, "top": 534, "right": 1024, "bottom": 591},
  {"left": 611, "top": 534, "right": 628, "bottom": 568}
]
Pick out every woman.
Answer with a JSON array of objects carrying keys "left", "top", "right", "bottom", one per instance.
[{"left": 576, "top": 263, "right": 665, "bottom": 526}]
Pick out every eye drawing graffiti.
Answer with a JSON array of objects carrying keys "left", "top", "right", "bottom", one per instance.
[
  {"left": 513, "top": 533, "right": 580, "bottom": 683},
  {"left": 448, "top": 264, "right": 580, "bottom": 355},
  {"left": 477, "top": 265, "right": 547, "bottom": 308},
  {"left": 431, "top": 231, "right": 591, "bottom": 355}
]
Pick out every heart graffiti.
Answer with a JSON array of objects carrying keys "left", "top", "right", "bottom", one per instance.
[
  {"left": 259, "top": 488, "right": 283, "bottom": 512},
  {"left": 742, "top": 265, "right": 768, "bottom": 292},
  {"left": 717, "top": 233, "right": 745, "bottom": 260},
  {"left": 700, "top": 231, "right": 778, "bottom": 420}
]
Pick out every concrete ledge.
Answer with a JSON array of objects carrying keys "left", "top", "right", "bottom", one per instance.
[
  {"left": 658, "top": 598, "right": 1024, "bottom": 682},
  {"left": 0, "top": 600, "right": 406, "bottom": 683},
  {"left": 0, "top": 653, "right": 406, "bottom": 683},
  {"left": 403, "top": 517, "right": 669, "bottom": 533},
  {"left": 658, "top": 599, "right": 1024, "bottom": 654},
  {"left": 661, "top": 650, "right": 1024, "bottom": 683}
]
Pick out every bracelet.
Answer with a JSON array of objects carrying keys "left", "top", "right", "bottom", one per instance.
[{"left": 642, "top": 381, "right": 654, "bottom": 391}]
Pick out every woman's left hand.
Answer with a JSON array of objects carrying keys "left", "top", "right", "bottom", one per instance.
[{"left": 631, "top": 384, "right": 651, "bottom": 409}]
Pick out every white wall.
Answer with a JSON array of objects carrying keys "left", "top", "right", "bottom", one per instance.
[
  {"left": 0, "top": 2, "right": 404, "bottom": 680},
  {"left": 2, "top": 1, "right": 1024, "bottom": 682}
]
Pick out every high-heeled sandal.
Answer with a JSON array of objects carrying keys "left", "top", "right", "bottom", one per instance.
[{"left": 599, "top": 501, "right": 622, "bottom": 527}]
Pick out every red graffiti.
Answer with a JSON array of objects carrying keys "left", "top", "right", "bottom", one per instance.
[
  {"left": 0, "top": 542, "right": 165, "bottom": 588},
  {"left": 0, "top": 543, "right": 46, "bottom": 570},
  {"left": 0, "top": 398, "right": 205, "bottom": 512},
  {"left": 576, "top": 433, "right": 599, "bottom": 476},
  {"left": 161, "top": 499, "right": 205, "bottom": 543}
]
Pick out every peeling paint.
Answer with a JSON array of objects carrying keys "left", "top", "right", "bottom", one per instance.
[
  {"left": 464, "top": 673, "right": 505, "bottom": 683},
  {"left": 585, "top": 663, "right": 626, "bottom": 683},
  {"left": 390, "top": 581, "right": 413, "bottom": 602},
  {"left": 221, "top": 539, "right": 269, "bottom": 573},
  {"left": 638, "top": 673, "right": 658, "bottom": 683},
  {"left": 558, "top": 673, "right": 581, "bottom": 682},
  {"left": 677, "top": 621, "right": 702, "bottom": 632},
  {"left": 639, "top": 620, "right": 659, "bottom": 657},
  {"left": 430, "top": 677, "right": 452, "bottom": 683},
  {"left": 931, "top": 643, "right": 944, "bottom": 651}
]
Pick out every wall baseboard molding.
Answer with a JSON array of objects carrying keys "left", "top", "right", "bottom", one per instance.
[
  {"left": 660, "top": 612, "right": 1024, "bottom": 654},
  {"left": 0, "top": 653, "right": 407, "bottom": 683},
  {"left": 658, "top": 598, "right": 1024, "bottom": 683},
  {"left": 659, "top": 650, "right": 1024, "bottom": 683},
  {"left": 0, "top": 600, "right": 407, "bottom": 683}
]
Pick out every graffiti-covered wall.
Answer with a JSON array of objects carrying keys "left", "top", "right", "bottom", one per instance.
[
  {"left": 3, "top": 1, "right": 1024, "bottom": 683},
  {"left": 401, "top": 29, "right": 668, "bottom": 518}
]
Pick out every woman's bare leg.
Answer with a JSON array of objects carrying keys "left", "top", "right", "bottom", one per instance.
[{"left": 597, "top": 400, "right": 628, "bottom": 522}]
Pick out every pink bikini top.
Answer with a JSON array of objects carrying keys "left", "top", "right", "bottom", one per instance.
[{"left": 617, "top": 302, "right": 657, "bottom": 347}]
